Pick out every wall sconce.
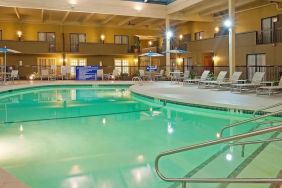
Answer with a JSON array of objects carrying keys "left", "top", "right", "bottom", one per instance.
[
  {"left": 272, "top": 17, "right": 278, "bottom": 23},
  {"left": 100, "top": 34, "right": 105, "bottom": 43},
  {"left": 99, "top": 61, "right": 103, "bottom": 67},
  {"left": 148, "top": 41, "right": 153, "bottom": 46},
  {"left": 214, "top": 27, "right": 220, "bottom": 33},
  {"left": 177, "top": 58, "right": 183, "bottom": 65},
  {"left": 60, "top": 58, "right": 68, "bottom": 63},
  {"left": 179, "top": 34, "right": 183, "bottom": 40},
  {"left": 17, "top": 31, "right": 23, "bottom": 41},
  {"left": 212, "top": 55, "right": 219, "bottom": 65}
]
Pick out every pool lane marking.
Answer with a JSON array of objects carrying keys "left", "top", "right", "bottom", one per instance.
[
  {"left": 0, "top": 107, "right": 162, "bottom": 125},
  {"left": 217, "top": 131, "right": 281, "bottom": 188},
  {"left": 168, "top": 123, "right": 263, "bottom": 188}
]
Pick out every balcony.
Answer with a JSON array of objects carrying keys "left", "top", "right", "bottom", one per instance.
[
  {"left": 78, "top": 43, "right": 130, "bottom": 55},
  {"left": 257, "top": 28, "right": 282, "bottom": 44},
  {"left": 0, "top": 40, "right": 51, "bottom": 54}
]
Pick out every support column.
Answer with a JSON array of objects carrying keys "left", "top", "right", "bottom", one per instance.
[
  {"left": 165, "top": 17, "right": 171, "bottom": 75},
  {"left": 228, "top": 0, "right": 236, "bottom": 77}
]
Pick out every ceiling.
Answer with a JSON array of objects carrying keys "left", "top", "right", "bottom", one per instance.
[
  {"left": 123, "top": 0, "right": 176, "bottom": 5},
  {"left": 0, "top": 0, "right": 279, "bottom": 30}
]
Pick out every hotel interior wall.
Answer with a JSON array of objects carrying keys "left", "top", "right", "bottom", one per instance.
[
  {"left": 176, "top": 4, "right": 282, "bottom": 69},
  {"left": 0, "top": 22, "right": 165, "bottom": 78}
]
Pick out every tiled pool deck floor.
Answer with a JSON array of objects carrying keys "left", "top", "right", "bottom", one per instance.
[{"left": 130, "top": 81, "right": 282, "bottom": 112}]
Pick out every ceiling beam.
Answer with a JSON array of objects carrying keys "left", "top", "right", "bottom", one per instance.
[
  {"left": 200, "top": 0, "right": 258, "bottom": 16},
  {"left": 81, "top": 13, "right": 95, "bottom": 24},
  {"left": 117, "top": 17, "right": 136, "bottom": 26},
  {"left": 14, "top": 7, "right": 21, "bottom": 20},
  {"left": 135, "top": 18, "right": 158, "bottom": 27},
  {"left": 169, "top": 13, "right": 214, "bottom": 22},
  {"left": 171, "top": 20, "right": 187, "bottom": 27},
  {"left": 184, "top": 0, "right": 226, "bottom": 16},
  {"left": 102, "top": 15, "right": 116, "bottom": 25},
  {"left": 167, "top": 0, "right": 206, "bottom": 14},
  {"left": 62, "top": 11, "right": 70, "bottom": 23},
  {"left": 41, "top": 9, "right": 45, "bottom": 23}
]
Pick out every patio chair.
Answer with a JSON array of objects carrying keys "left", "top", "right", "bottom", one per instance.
[
  {"left": 198, "top": 71, "right": 227, "bottom": 89},
  {"left": 179, "top": 70, "right": 190, "bottom": 83},
  {"left": 231, "top": 72, "right": 265, "bottom": 93},
  {"left": 183, "top": 70, "right": 210, "bottom": 85},
  {"left": 256, "top": 76, "right": 282, "bottom": 96},
  {"left": 60, "top": 66, "right": 71, "bottom": 80},
  {"left": 104, "top": 69, "right": 120, "bottom": 80},
  {"left": 7, "top": 70, "right": 19, "bottom": 83},
  {"left": 154, "top": 69, "right": 165, "bottom": 81},
  {"left": 170, "top": 70, "right": 181, "bottom": 84},
  {"left": 41, "top": 69, "right": 50, "bottom": 80},
  {"left": 138, "top": 70, "right": 150, "bottom": 81},
  {"left": 214, "top": 72, "right": 242, "bottom": 89}
]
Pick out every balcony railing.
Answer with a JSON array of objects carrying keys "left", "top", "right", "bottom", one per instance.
[
  {"left": 0, "top": 40, "right": 51, "bottom": 54},
  {"left": 257, "top": 28, "right": 282, "bottom": 44},
  {"left": 78, "top": 43, "right": 130, "bottom": 55}
]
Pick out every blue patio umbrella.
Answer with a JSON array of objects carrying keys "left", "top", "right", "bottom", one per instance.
[
  {"left": 139, "top": 51, "right": 163, "bottom": 80},
  {"left": 0, "top": 47, "right": 21, "bottom": 84}
]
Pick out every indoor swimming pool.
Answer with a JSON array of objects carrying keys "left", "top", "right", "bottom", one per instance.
[{"left": 0, "top": 85, "right": 281, "bottom": 188}]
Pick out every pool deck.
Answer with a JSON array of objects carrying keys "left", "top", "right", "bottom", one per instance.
[
  {"left": 130, "top": 81, "right": 282, "bottom": 112},
  {"left": 0, "top": 80, "right": 282, "bottom": 112},
  {"left": 0, "top": 168, "right": 28, "bottom": 188}
]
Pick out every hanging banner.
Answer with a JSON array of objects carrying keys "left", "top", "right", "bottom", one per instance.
[{"left": 75, "top": 66, "right": 99, "bottom": 80}]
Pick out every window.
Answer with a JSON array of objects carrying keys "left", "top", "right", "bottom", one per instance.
[
  {"left": 194, "top": 31, "right": 204, "bottom": 40},
  {"left": 114, "top": 59, "right": 129, "bottom": 74},
  {"left": 69, "top": 58, "right": 87, "bottom": 76},
  {"left": 0, "top": 30, "right": 2, "bottom": 40},
  {"left": 37, "top": 58, "right": 57, "bottom": 75},
  {"left": 38, "top": 32, "right": 56, "bottom": 52},
  {"left": 70, "top": 33, "right": 86, "bottom": 52},
  {"left": 114, "top": 35, "right": 129, "bottom": 45}
]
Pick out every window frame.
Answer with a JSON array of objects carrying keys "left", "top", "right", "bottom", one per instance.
[
  {"left": 194, "top": 31, "right": 204, "bottom": 41},
  {"left": 114, "top": 35, "right": 129, "bottom": 45},
  {"left": 37, "top": 32, "right": 56, "bottom": 52}
]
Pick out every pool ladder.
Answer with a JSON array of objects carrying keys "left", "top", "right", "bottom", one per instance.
[{"left": 155, "top": 103, "right": 282, "bottom": 188}]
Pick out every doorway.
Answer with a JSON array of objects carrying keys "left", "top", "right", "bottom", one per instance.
[
  {"left": 203, "top": 53, "right": 214, "bottom": 73},
  {"left": 246, "top": 54, "right": 266, "bottom": 81}
]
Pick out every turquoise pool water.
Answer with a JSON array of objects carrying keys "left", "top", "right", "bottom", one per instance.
[{"left": 0, "top": 85, "right": 280, "bottom": 188}]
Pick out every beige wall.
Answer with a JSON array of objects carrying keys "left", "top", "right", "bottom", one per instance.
[
  {"left": 176, "top": 4, "right": 282, "bottom": 41},
  {"left": 0, "top": 22, "right": 160, "bottom": 52}
]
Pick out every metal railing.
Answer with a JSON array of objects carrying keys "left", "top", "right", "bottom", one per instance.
[
  {"left": 155, "top": 125, "right": 282, "bottom": 187},
  {"left": 218, "top": 109, "right": 282, "bottom": 138}
]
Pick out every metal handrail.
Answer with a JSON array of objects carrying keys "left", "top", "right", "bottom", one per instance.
[
  {"left": 218, "top": 109, "right": 282, "bottom": 138},
  {"left": 155, "top": 125, "right": 282, "bottom": 186},
  {"left": 252, "top": 102, "right": 282, "bottom": 117}
]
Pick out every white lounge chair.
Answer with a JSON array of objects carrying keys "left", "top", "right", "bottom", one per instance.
[
  {"left": 60, "top": 66, "right": 71, "bottom": 80},
  {"left": 231, "top": 72, "right": 265, "bottom": 93},
  {"left": 198, "top": 71, "right": 227, "bottom": 89},
  {"left": 256, "top": 76, "right": 282, "bottom": 96},
  {"left": 214, "top": 72, "right": 242, "bottom": 89},
  {"left": 183, "top": 70, "right": 210, "bottom": 85},
  {"left": 139, "top": 70, "right": 150, "bottom": 81}
]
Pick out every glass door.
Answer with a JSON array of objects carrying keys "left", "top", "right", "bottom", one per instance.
[{"left": 247, "top": 54, "right": 266, "bottom": 81}]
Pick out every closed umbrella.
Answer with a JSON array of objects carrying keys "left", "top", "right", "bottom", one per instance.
[
  {"left": 0, "top": 47, "right": 21, "bottom": 84},
  {"left": 139, "top": 51, "right": 163, "bottom": 81}
]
